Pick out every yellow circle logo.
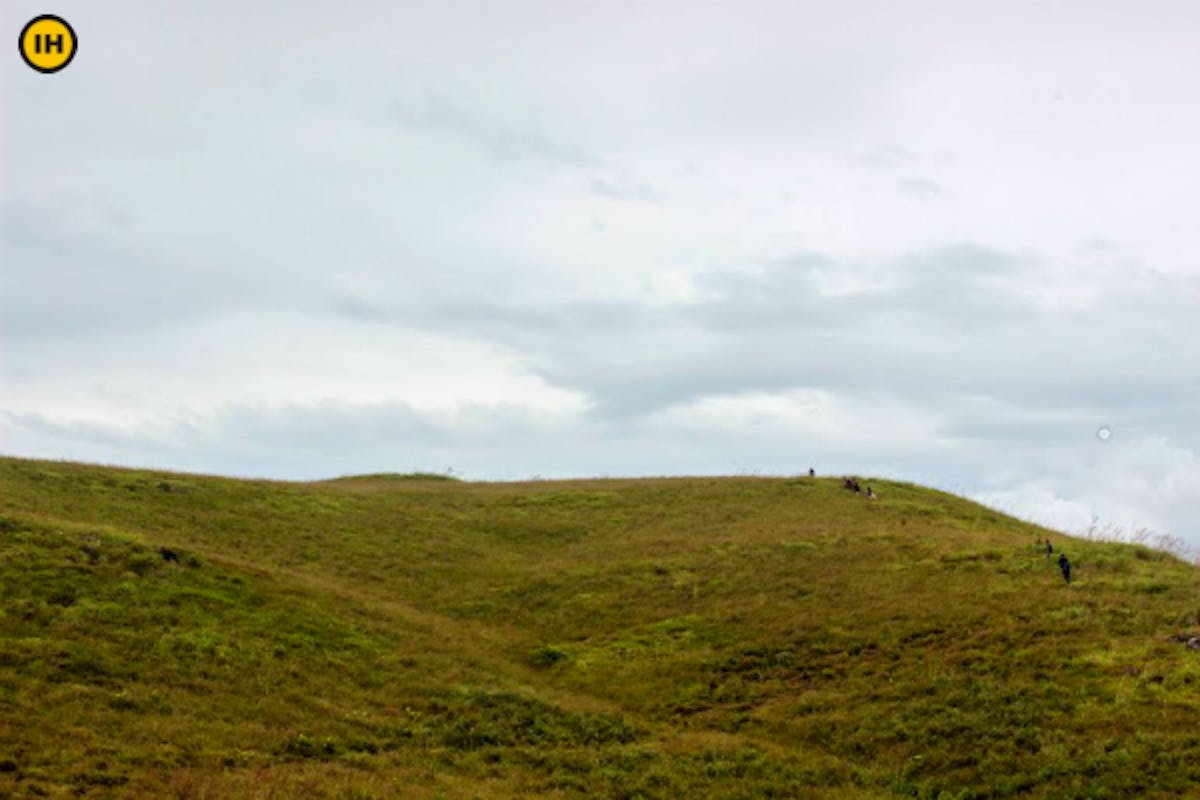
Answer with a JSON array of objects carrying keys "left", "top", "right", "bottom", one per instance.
[{"left": 19, "top": 15, "right": 77, "bottom": 74}]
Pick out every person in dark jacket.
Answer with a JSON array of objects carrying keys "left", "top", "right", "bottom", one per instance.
[
  {"left": 1058, "top": 553, "right": 1071, "bottom": 584},
  {"left": 1045, "top": 539, "right": 1053, "bottom": 560}
]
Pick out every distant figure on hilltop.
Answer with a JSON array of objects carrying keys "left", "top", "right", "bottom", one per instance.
[
  {"left": 809, "top": 467, "right": 816, "bottom": 478},
  {"left": 867, "top": 486, "right": 878, "bottom": 500},
  {"left": 1058, "top": 553, "right": 1071, "bottom": 584},
  {"left": 1045, "top": 539, "right": 1053, "bottom": 560}
]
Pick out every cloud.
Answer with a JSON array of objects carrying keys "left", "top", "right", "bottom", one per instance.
[
  {"left": 1, "top": 199, "right": 264, "bottom": 339},
  {"left": 898, "top": 177, "right": 943, "bottom": 198},
  {"left": 975, "top": 437, "right": 1200, "bottom": 554},
  {"left": 1, "top": 401, "right": 575, "bottom": 480},
  {"left": 590, "top": 177, "right": 661, "bottom": 203},
  {"left": 314, "top": 239, "right": 1199, "bottom": 435},
  {"left": 855, "top": 144, "right": 917, "bottom": 170},
  {"left": 394, "top": 93, "right": 599, "bottom": 168}
]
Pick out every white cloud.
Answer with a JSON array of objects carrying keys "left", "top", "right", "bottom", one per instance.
[
  {"left": 2, "top": 309, "right": 587, "bottom": 430},
  {"left": 975, "top": 437, "right": 1200, "bottom": 553}
]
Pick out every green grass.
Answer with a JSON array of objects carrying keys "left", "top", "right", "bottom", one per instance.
[{"left": 1, "top": 457, "right": 1199, "bottom": 798}]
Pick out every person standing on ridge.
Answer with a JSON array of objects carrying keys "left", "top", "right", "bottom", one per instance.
[
  {"left": 1058, "top": 553, "right": 1071, "bottom": 584},
  {"left": 1045, "top": 539, "right": 1053, "bottom": 560}
]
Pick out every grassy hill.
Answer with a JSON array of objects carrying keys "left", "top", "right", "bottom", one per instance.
[{"left": 1, "top": 456, "right": 1198, "bottom": 799}]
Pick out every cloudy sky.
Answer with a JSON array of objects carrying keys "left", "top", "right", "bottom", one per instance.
[{"left": 3, "top": 1, "right": 1199, "bottom": 548}]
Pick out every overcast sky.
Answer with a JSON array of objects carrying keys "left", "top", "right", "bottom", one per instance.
[{"left": 3, "top": 1, "right": 1199, "bottom": 549}]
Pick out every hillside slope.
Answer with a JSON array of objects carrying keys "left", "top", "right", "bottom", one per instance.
[{"left": 1, "top": 456, "right": 1198, "bottom": 799}]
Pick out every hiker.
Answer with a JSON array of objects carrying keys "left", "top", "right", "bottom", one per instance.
[
  {"left": 809, "top": 468, "right": 816, "bottom": 478},
  {"left": 853, "top": 479, "right": 861, "bottom": 494},
  {"left": 1058, "top": 553, "right": 1071, "bottom": 584},
  {"left": 1045, "top": 539, "right": 1053, "bottom": 560},
  {"left": 843, "top": 477, "right": 854, "bottom": 491},
  {"left": 867, "top": 486, "right": 878, "bottom": 500}
]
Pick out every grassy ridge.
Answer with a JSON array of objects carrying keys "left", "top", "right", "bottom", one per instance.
[{"left": 1, "top": 456, "right": 1199, "bottom": 798}]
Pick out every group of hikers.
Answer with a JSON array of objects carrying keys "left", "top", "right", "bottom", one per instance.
[
  {"left": 1042, "top": 537, "right": 1072, "bottom": 584},
  {"left": 839, "top": 474, "right": 878, "bottom": 500},
  {"left": 805, "top": 467, "right": 879, "bottom": 499},
  {"left": 820, "top": 469, "right": 1072, "bottom": 585}
]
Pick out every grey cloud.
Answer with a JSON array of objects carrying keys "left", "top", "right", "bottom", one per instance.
[
  {"left": 688, "top": 245, "right": 1031, "bottom": 338},
  {"left": 2, "top": 366, "right": 36, "bottom": 381},
  {"left": 0, "top": 400, "right": 675, "bottom": 481},
  {"left": 395, "top": 94, "right": 598, "bottom": 168},
  {"left": 332, "top": 283, "right": 648, "bottom": 330},
  {"left": 589, "top": 177, "right": 661, "bottom": 203},
  {"left": 3, "top": 199, "right": 132, "bottom": 256},
  {"left": 855, "top": 144, "right": 917, "bottom": 169},
  {"left": 695, "top": 252, "right": 830, "bottom": 301},
  {"left": 491, "top": 131, "right": 597, "bottom": 167},
  {"left": 0, "top": 394, "right": 961, "bottom": 486},
  {"left": 327, "top": 295, "right": 395, "bottom": 325},
  {"left": 1, "top": 199, "right": 260, "bottom": 340},
  {"left": 331, "top": 243, "right": 1198, "bottom": 436},
  {"left": 4, "top": 401, "right": 544, "bottom": 479},
  {"left": 1083, "top": 237, "right": 1122, "bottom": 253},
  {"left": 898, "top": 177, "right": 943, "bottom": 198},
  {"left": 3, "top": 411, "right": 168, "bottom": 454}
]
